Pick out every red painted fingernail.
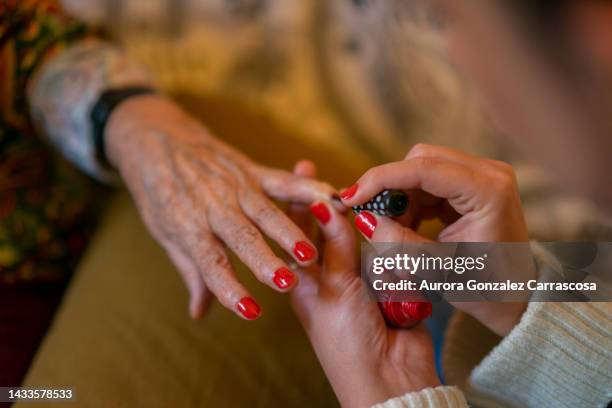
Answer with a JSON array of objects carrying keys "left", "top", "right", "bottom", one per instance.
[
  {"left": 293, "top": 241, "right": 316, "bottom": 262},
  {"left": 236, "top": 297, "right": 261, "bottom": 320},
  {"left": 355, "top": 211, "right": 377, "bottom": 239},
  {"left": 273, "top": 267, "right": 296, "bottom": 289},
  {"left": 340, "top": 183, "right": 358, "bottom": 200},
  {"left": 310, "top": 202, "right": 331, "bottom": 225}
]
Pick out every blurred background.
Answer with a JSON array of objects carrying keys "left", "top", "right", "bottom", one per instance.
[
  {"left": 62, "top": 0, "right": 493, "bottom": 168},
  {"left": 60, "top": 0, "right": 612, "bottom": 241}
]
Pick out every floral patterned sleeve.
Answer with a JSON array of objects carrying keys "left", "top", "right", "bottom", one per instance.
[
  {"left": 0, "top": 1, "right": 107, "bottom": 284},
  {"left": 0, "top": 0, "right": 97, "bottom": 130}
]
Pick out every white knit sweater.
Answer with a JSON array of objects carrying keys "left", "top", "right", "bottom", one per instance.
[{"left": 375, "top": 301, "right": 612, "bottom": 408}]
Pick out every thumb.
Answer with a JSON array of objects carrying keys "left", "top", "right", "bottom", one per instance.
[{"left": 313, "top": 202, "right": 359, "bottom": 289}]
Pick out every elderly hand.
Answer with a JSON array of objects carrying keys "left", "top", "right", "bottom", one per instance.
[
  {"left": 104, "top": 95, "right": 340, "bottom": 320},
  {"left": 340, "top": 144, "right": 534, "bottom": 336},
  {"left": 286, "top": 161, "right": 440, "bottom": 408}
]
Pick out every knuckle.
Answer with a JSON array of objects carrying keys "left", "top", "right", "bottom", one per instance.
[
  {"left": 490, "top": 159, "right": 515, "bottom": 175},
  {"left": 236, "top": 222, "right": 259, "bottom": 240},
  {"left": 362, "top": 167, "right": 383, "bottom": 185},
  {"left": 412, "top": 156, "right": 437, "bottom": 172},
  {"left": 205, "top": 168, "right": 236, "bottom": 190},
  {"left": 408, "top": 143, "right": 430, "bottom": 158},
  {"left": 244, "top": 193, "right": 279, "bottom": 218},
  {"left": 489, "top": 172, "right": 517, "bottom": 198},
  {"left": 201, "top": 251, "right": 231, "bottom": 278},
  {"left": 213, "top": 285, "right": 237, "bottom": 306},
  {"left": 231, "top": 223, "right": 261, "bottom": 249},
  {"left": 256, "top": 204, "right": 281, "bottom": 222}
]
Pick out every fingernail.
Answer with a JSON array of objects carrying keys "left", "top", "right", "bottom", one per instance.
[
  {"left": 293, "top": 241, "right": 316, "bottom": 262},
  {"left": 273, "top": 267, "right": 296, "bottom": 289},
  {"left": 340, "top": 184, "right": 358, "bottom": 200},
  {"left": 355, "top": 211, "right": 377, "bottom": 239},
  {"left": 236, "top": 297, "right": 261, "bottom": 320},
  {"left": 310, "top": 202, "right": 331, "bottom": 225}
]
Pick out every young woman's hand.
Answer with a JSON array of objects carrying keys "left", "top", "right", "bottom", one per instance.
[
  {"left": 105, "top": 95, "right": 340, "bottom": 320},
  {"left": 287, "top": 161, "right": 440, "bottom": 408},
  {"left": 340, "top": 144, "right": 534, "bottom": 336}
]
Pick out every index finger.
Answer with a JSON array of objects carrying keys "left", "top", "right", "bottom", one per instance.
[
  {"left": 340, "top": 157, "right": 479, "bottom": 208},
  {"left": 258, "top": 168, "right": 345, "bottom": 211}
]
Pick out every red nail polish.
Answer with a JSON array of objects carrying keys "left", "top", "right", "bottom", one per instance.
[
  {"left": 355, "top": 211, "right": 377, "bottom": 239},
  {"left": 293, "top": 241, "right": 316, "bottom": 262},
  {"left": 403, "top": 301, "right": 433, "bottom": 320},
  {"left": 273, "top": 267, "right": 295, "bottom": 289},
  {"left": 236, "top": 297, "right": 261, "bottom": 320},
  {"left": 310, "top": 202, "right": 331, "bottom": 225},
  {"left": 379, "top": 301, "right": 432, "bottom": 329},
  {"left": 340, "top": 183, "right": 358, "bottom": 200}
]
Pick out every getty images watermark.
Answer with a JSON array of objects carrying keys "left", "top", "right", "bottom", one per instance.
[{"left": 361, "top": 242, "right": 612, "bottom": 302}]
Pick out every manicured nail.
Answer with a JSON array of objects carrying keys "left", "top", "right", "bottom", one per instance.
[
  {"left": 355, "top": 211, "right": 377, "bottom": 239},
  {"left": 293, "top": 241, "right": 316, "bottom": 262},
  {"left": 273, "top": 267, "right": 296, "bottom": 289},
  {"left": 236, "top": 297, "right": 261, "bottom": 320},
  {"left": 340, "top": 184, "right": 358, "bottom": 200},
  {"left": 310, "top": 202, "right": 331, "bottom": 225}
]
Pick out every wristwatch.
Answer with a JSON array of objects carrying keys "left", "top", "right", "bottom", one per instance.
[{"left": 90, "top": 86, "right": 156, "bottom": 169}]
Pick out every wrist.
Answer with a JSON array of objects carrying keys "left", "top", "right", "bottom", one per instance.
[
  {"left": 104, "top": 93, "right": 169, "bottom": 170},
  {"left": 93, "top": 88, "right": 157, "bottom": 170}
]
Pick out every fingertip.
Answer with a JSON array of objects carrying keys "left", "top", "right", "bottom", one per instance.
[
  {"left": 310, "top": 201, "right": 331, "bottom": 225},
  {"left": 310, "top": 201, "right": 352, "bottom": 241},
  {"left": 354, "top": 210, "right": 378, "bottom": 240},
  {"left": 339, "top": 183, "right": 359, "bottom": 202},
  {"left": 189, "top": 296, "right": 205, "bottom": 320},
  {"left": 293, "top": 240, "right": 318, "bottom": 265},
  {"left": 187, "top": 281, "right": 209, "bottom": 319},
  {"left": 273, "top": 266, "right": 299, "bottom": 291},
  {"left": 293, "top": 160, "right": 317, "bottom": 178},
  {"left": 236, "top": 296, "right": 262, "bottom": 320}
]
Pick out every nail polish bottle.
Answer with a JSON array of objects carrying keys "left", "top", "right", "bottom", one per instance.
[
  {"left": 378, "top": 298, "right": 432, "bottom": 329},
  {"left": 352, "top": 190, "right": 408, "bottom": 217}
]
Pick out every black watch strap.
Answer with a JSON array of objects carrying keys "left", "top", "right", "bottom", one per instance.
[{"left": 90, "top": 86, "right": 156, "bottom": 169}]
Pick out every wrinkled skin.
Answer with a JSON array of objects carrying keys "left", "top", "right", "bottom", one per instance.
[{"left": 105, "top": 95, "right": 340, "bottom": 319}]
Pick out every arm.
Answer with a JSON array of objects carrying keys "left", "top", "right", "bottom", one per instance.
[
  {"left": 28, "top": 40, "right": 154, "bottom": 181},
  {"left": 468, "top": 301, "right": 612, "bottom": 407},
  {"left": 1, "top": 1, "right": 98, "bottom": 129},
  {"left": 17, "top": 1, "right": 341, "bottom": 320},
  {"left": 0, "top": 0, "right": 152, "bottom": 181},
  {"left": 0, "top": 0, "right": 111, "bottom": 282}
]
